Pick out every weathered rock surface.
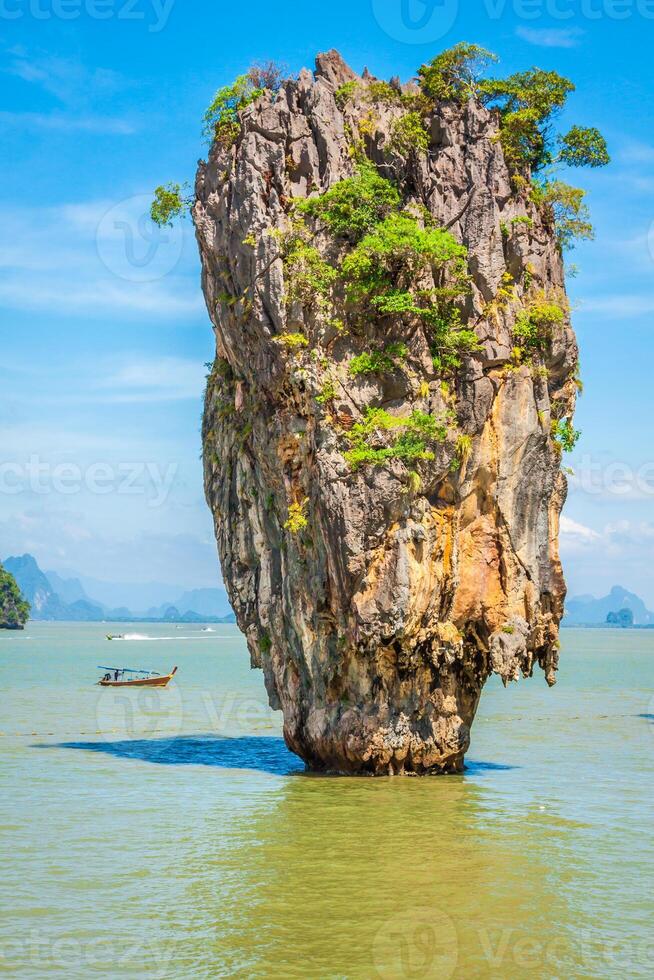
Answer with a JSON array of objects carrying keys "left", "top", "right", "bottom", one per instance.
[{"left": 195, "top": 51, "right": 577, "bottom": 774}]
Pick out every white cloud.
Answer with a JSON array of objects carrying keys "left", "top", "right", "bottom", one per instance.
[
  {"left": 560, "top": 515, "right": 601, "bottom": 544},
  {"left": 99, "top": 357, "right": 207, "bottom": 402},
  {"left": 0, "top": 200, "right": 204, "bottom": 320},
  {"left": 516, "top": 26, "right": 584, "bottom": 48},
  {"left": 0, "top": 508, "right": 220, "bottom": 589},
  {"left": 578, "top": 294, "right": 654, "bottom": 318},
  {"left": 3, "top": 47, "right": 125, "bottom": 103},
  {"left": 616, "top": 140, "right": 654, "bottom": 166},
  {"left": 0, "top": 111, "right": 135, "bottom": 135}
]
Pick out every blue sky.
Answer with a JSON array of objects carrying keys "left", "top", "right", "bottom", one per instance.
[{"left": 1, "top": 0, "right": 653, "bottom": 602}]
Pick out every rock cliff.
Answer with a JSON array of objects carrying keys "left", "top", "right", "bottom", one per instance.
[{"left": 195, "top": 51, "right": 578, "bottom": 774}]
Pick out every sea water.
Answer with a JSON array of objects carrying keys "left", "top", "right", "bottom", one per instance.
[{"left": 1, "top": 623, "right": 652, "bottom": 978}]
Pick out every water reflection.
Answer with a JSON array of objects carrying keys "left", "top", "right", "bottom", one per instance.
[{"left": 166, "top": 774, "right": 583, "bottom": 978}]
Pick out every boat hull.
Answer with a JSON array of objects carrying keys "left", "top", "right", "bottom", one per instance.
[
  {"left": 99, "top": 675, "right": 174, "bottom": 688},
  {"left": 98, "top": 667, "right": 178, "bottom": 688}
]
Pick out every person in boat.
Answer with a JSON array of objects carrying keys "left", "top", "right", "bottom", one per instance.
[
  {"left": 103, "top": 672, "right": 111, "bottom": 682},
  {"left": 114, "top": 669, "right": 120, "bottom": 682}
]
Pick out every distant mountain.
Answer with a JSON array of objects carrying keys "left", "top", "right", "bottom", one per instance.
[
  {"left": 74, "top": 576, "right": 203, "bottom": 613},
  {"left": 3, "top": 555, "right": 67, "bottom": 619},
  {"left": 45, "top": 571, "right": 89, "bottom": 606},
  {"left": 2, "top": 554, "right": 235, "bottom": 624},
  {"left": 563, "top": 586, "right": 654, "bottom": 626},
  {"left": 147, "top": 588, "right": 231, "bottom": 619}
]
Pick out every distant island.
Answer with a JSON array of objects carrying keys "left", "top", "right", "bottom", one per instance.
[
  {"left": 2, "top": 554, "right": 236, "bottom": 625},
  {"left": 563, "top": 585, "right": 654, "bottom": 628},
  {"left": 0, "top": 561, "right": 30, "bottom": 629}
]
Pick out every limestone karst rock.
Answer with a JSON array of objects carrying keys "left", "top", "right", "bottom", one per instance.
[
  {"left": 195, "top": 51, "right": 578, "bottom": 774},
  {"left": 0, "top": 562, "right": 29, "bottom": 630}
]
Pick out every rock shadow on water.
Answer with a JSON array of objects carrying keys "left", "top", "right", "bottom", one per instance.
[
  {"left": 35, "top": 734, "right": 515, "bottom": 778},
  {"left": 39, "top": 735, "right": 305, "bottom": 777}
]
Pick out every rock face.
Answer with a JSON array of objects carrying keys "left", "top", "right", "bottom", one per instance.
[{"left": 195, "top": 52, "right": 578, "bottom": 774}]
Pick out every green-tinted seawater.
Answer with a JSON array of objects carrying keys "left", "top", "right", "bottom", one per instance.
[{"left": 1, "top": 623, "right": 652, "bottom": 978}]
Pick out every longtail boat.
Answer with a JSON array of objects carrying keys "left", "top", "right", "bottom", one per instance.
[{"left": 97, "top": 666, "right": 178, "bottom": 688}]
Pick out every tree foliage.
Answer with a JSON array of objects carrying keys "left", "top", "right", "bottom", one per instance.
[
  {"left": 203, "top": 61, "right": 285, "bottom": 145},
  {"left": 388, "top": 111, "right": 430, "bottom": 156},
  {"left": 0, "top": 564, "right": 30, "bottom": 628},
  {"left": 418, "top": 43, "right": 498, "bottom": 102},
  {"left": 532, "top": 180, "right": 594, "bottom": 250},
  {"left": 203, "top": 74, "right": 264, "bottom": 145},
  {"left": 558, "top": 126, "right": 610, "bottom": 169},
  {"left": 150, "top": 182, "right": 191, "bottom": 227},
  {"left": 295, "top": 163, "right": 401, "bottom": 240}
]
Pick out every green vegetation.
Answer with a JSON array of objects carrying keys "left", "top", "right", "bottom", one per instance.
[
  {"left": 203, "top": 62, "right": 285, "bottom": 145},
  {"left": 335, "top": 79, "right": 401, "bottom": 111},
  {"left": 455, "top": 434, "right": 472, "bottom": 465},
  {"left": 203, "top": 74, "right": 264, "bottom": 145},
  {"left": 274, "top": 332, "right": 309, "bottom": 352},
  {"left": 531, "top": 180, "right": 594, "bottom": 250},
  {"left": 151, "top": 183, "right": 192, "bottom": 227},
  {"left": 341, "top": 213, "right": 468, "bottom": 311},
  {"left": 479, "top": 69, "right": 608, "bottom": 174},
  {"left": 295, "top": 163, "right": 401, "bottom": 240},
  {"left": 514, "top": 293, "right": 567, "bottom": 351},
  {"left": 272, "top": 223, "right": 338, "bottom": 310},
  {"left": 297, "top": 165, "right": 478, "bottom": 377},
  {"left": 335, "top": 80, "right": 359, "bottom": 109},
  {"left": 558, "top": 125, "right": 610, "bottom": 169},
  {"left": 316, "top": 376, "right": 337, "bottom": 404},
  {"left": 349, "top": 342, "right": 408, "bottom": 377},
  {"left": 551, "top": 418, "right": 581, "bottom": 452},
  {"left": 345, "top": 408, "right": 447, "bottom": 469},
  {"left": 418, "top": 43, "right": 498, "bottom": 103},
  {"left": 388, "top": 111, "right": 430, "bottom": 156},
  {"left": 414, "top": 44, "right": 609, "bottom": 248},
  {"left": 0, "top": 564, "right": 30, "bottom": 629},
  {"left": 284, "top": 499, "right": 309, "bottom": 533}
]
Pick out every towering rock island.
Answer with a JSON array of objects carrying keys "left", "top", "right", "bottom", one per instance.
[{"left": 194, "top": 49, "right": 592, "bottom": 774}]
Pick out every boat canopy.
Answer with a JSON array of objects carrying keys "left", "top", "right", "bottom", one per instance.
[{"left": 97, "top": 666, "right": 161, "bottom": 676}]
